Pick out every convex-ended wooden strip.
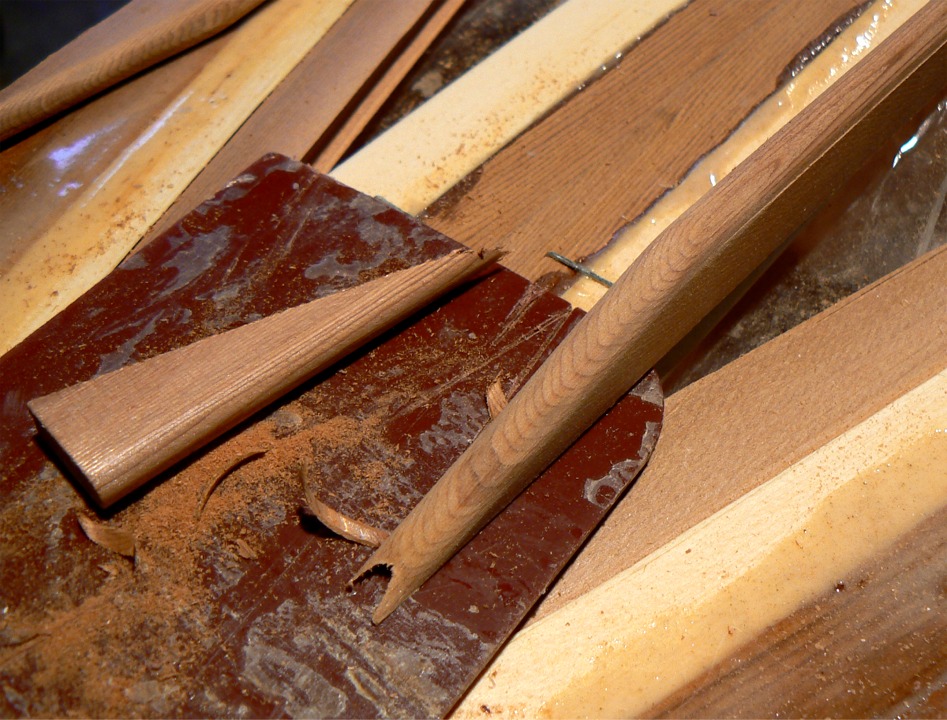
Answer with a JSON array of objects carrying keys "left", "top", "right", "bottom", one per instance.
[
  {"left": 354, "top": 0, "right": 947, "bottom": 623},
  {"left": 29, "top": 249, "right": 498, "bottom": 508}
]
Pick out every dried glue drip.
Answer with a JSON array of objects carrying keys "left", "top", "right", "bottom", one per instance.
[{"left": 563, "top": 0, "right": 920, "bottom": 310}]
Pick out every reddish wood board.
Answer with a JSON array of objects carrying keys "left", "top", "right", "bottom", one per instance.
[{"left": 0, "top": 154, "right": 661, "bottom": 716}]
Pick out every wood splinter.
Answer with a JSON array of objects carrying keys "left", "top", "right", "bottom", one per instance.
[{"left": 353, "top": 3, "right": 947, "bottom": 623}]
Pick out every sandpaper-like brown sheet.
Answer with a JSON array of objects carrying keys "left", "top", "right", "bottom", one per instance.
[{"left": 0, "top": 154, "right": 661, "bottom": 717}]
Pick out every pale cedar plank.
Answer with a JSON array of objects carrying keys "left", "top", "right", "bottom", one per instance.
[
  {"left": 144, "top": 0, "right": 439, "bottom": 243},
  {"left": 310, "top": 0, "right": 468, "bottom": 173},
  {"left": 0, "top": 36, "right": 227, "bottom": 270},
  {"left": 358, "top": 1, "right": 947, "bottom": 622},
  {"left": 649, "top": 507, "right": 947, "bottom": 718},
  {"left": 536, "top": 244, "right": 947, "bottom": 620},
  {"left": 0, "top": 0, "right": 265, "bottom": 141},
  {"left": 423, "top": 0, "right": 866, "bottom": 281},
  {"left": 29, "top": 249, "right": 496, "bottom": 508}
]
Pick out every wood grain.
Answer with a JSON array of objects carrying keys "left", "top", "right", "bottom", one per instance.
[
  {"left": 0, "top": 35, "right": 225, "bottom": 271},
  {"left": 0, "top": 0, "right": 265, "bottom": 141},
  {"left": 355, "top": 0, "right": 947, "bottom": 623},
  {"left": 454, "top": 245, "right": 947, "bottom": 719},
  {"left": 649, "top": 507, "right": 947, "bottom": 717},
  {"left": 331, "top": 0, "right": 685, "bottom": 214},
  {"left": 0, "top": 0, "right": 353, "bottom": 358},
  {"left": 423, "top": 0, "right": 869, "bottom": 281},
  {"left": 145, "top": 0, "right": 444, "bottom": 242},
  {"left": 29, "top": 248, "right": 497, "bottom": 508},
  {"left": 310, "top": 0, "right": 468, "bottom": 173}
]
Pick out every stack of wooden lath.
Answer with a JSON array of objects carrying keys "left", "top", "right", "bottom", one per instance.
[{"left": 1, "top": 0, "right": 945, "bottom": 715}]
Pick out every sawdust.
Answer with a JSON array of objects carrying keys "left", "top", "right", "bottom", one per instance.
[{"left": 0, "top": 390, "right": 391, "bottom": 716}]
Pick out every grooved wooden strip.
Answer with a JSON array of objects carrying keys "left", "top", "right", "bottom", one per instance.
[
  {"left": 422, "top": 0, "right": 868, "bottom": 281},
  {"left": 0, "top": 0, "right": 265, "bottom": 141},
  {"left": 144, "top": 0, "right": 443, "bottom": 243},
  {"left": 456, "top": 245, "right": 947, "bottom": 717},
  {"left": 565, "top": 0, "right": 927, "bottom": 309},
  {"left": 359, "top": 0, "right": 947, "bottom": 623}
]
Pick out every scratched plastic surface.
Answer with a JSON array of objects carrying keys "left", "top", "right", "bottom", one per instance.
[{"left": 0, "top": 155, "right": 662, "bottom": 717}]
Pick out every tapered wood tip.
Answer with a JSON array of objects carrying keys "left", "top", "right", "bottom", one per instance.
[{"left": 350, "top": 549, "right": 419, "bottom": 624}]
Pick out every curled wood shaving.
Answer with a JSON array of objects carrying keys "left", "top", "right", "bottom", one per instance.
[
  {"left": 486, "top": 377, "right": 509, "bottom": 419},
  {"left": 195, "top": 446, "right": 269, "bottom": 518},
  {"left": 299, "top": 462, "right": 388, "bottom": 548},
  {"left": 77, "top": 515, "right": 136, "bottom": 558}
]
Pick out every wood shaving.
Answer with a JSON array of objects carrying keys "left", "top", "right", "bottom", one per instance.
[
  {"left": 486, "top": 377, "right": 509, "bottom": 419},
  {"left": 195, "top": 446, "right": 270, "bottom": 517},
  {"left": 299, "top": 462, "right": 389, "bottom": 547},
  {"left": 77, "top": 515, "right": 136, "bottom": 558}
]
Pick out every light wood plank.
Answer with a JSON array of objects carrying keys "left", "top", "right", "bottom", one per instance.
[
  {"left": 330, "top": 0, "right": 686, "bottom": 213},
  {"left": 0, "top": 0, "right": 354, "bottom": 358},
  {"left": 454, "top": 243, "right": 947, "bottom": 717}
]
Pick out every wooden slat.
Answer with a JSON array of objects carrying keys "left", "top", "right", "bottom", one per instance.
[
  {"left": 144, "top": 0, "right": 444, "bottom": 243},
  {"left": 310, "top": 0, "right": 467, "bottom": 173},
  {"left": 0, "top": 0, "right": 684, "bottom": 361},
  {"left": 29, "top": 249, "right": 496, "bottom": 508},
  {"left": 421, "top": 0, "right": 869, "bottom": 281},
  {"left": 330, "top": 0, "right": 686, "bottom": 214},
  {"left": 453, "top": 244, "right": 947, "bottom": 716},
  {"left": 0, "top": 0, "right": 354, "bottom": 358}
]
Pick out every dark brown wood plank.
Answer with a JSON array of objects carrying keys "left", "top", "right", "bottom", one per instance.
[{"left": 0, "top": 154, "right": 661, "bottom": 717}]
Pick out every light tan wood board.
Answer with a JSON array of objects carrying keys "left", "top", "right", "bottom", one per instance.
[
  {"left": 0, "top": 0, "right": 354, "bottom": 358},
  {"left": 454, "top": 243, "right": 947, "bottom": 718}
]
